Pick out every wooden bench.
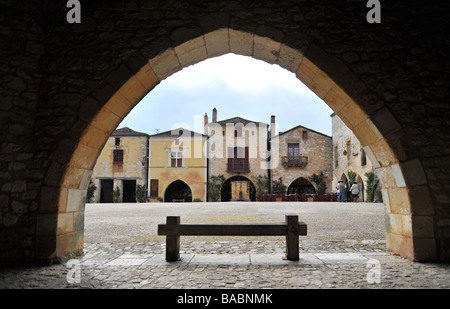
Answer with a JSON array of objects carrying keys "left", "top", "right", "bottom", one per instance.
[{"left": 157, "top": 214, "right": 307, "bottom": 261}]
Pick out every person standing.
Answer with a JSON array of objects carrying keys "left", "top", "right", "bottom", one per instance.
[
  {"left": 350, "top": 182, "right": 361, "bottom": 202},
  {"left": 347, "top": 180, "right": 352, "bottom": 202},
  {"left": 336, "top": 180, "right": 346, "bottom": 202}
]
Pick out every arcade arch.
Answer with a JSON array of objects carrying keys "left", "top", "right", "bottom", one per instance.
[
  {"left": 164, "top": 180, "right": 193, "bottom": 203},
  {"left": 287, "top": 177, "right": 316, "bottom": 195},
  {"left": 221, "top": 176, "right": 256, "bottom": 202},
  {"left": 43, "top": 28, "right": 435, "bottom": 262}
]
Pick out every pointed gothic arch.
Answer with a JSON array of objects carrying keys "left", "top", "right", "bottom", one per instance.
[{"left": 8, "top": 2, "right": 438, "bottom": 263}]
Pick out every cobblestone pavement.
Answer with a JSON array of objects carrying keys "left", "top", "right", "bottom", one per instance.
[{"left": 1, "top": 240, "right": 449, "bottom": 289}]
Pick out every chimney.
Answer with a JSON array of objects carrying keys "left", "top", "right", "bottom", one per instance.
[
  {"left": 212, "top": 108, "right": 217, "bottom": 123},
  {"left": 270, "top": 115, "right": 276, "bottom": 135},
  {"left": 204, "top": 113, "right": 208, "bottom": 135}
]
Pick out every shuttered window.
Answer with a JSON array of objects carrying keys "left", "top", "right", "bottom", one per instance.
[{"left": 113, "top": 149, "right": 123, "bottom": 165}]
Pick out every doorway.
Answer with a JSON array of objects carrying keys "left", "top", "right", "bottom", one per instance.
[
  {"left": 287, "top": 177, "right": 316, "bottom": 195},
  {"left": 164, "top": 180, "right": 192, "bottom": 202},
  {"left": 122, "top": 180, "right": 136, "bottom": 203},
  {"left": 100, "top": 179, "right": 113, "bottom": 203}
]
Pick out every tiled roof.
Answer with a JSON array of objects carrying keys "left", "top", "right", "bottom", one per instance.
[
  {"left": 149, "top": 127, "right": 207, "bottom": 137},
  {"left": 278, "top": 124, "right": 331, "bottom": 138},
  {"left": 216, "top": 116, "right": 268, "bottom": 126},
  {"left": 111, "top": 127, "right": 148, "bottom": 137}
]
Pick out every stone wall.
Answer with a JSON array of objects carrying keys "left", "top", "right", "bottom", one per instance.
[
  {"left": 92, "top": 134, "right": 148, "bottom": 203},
  {"left": 331, "top": 113, "right": 381, "bottom": 201},
  {"left": 271, "top": 126, "right": 333, "bottom": 193},
  {"left": 207, "top": 118, "right": 270, "bottom": 198},
  {"left": 0, "top": 0, "right": 449, "bottom": 263}
]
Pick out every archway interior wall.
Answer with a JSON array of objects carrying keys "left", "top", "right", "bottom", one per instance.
[
  {"left": 55, "top": 28, "right": 432, "bottom": 261},
  {"left": 221, "top": 175, "right": 256, "bottom": 202}
]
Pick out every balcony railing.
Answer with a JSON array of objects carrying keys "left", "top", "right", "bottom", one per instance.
[
  {"left": 227, "top": 160, "right": 250, "bottom": 172},
  {"left": 281, "top": 155, "right": 308, "bottom": 167}
]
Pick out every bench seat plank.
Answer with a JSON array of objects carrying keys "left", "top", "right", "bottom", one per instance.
[{"left": 158, "top": 222, "right": 307, "bottom": 236}]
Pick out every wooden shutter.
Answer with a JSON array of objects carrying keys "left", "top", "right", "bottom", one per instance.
[
  {"left": 244, "top": 147, "right": 249, "bottom": 170},
  {"left": 227, "top": 147, "right": 234, "bottom": 170},
  {"left": 150, "top": 179, "right": 158, "bottom": 198},
  {"left": 113, "top": 149, "right": 124, "bottom": 165}
]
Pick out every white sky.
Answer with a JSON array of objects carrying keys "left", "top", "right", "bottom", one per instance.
[{"left": 119, "top": 53, "right": 333, "bottom": 136}]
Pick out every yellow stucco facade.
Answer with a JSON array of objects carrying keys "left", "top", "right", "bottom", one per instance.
[{"left": 148, "top": 129, "right": 207, "bottom": 202}]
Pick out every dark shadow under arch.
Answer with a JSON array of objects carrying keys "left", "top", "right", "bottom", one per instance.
[
  {"left": 164, "top": 180, "right": 192, "bottom": 202},
  {"left": 287, "top": 177, "right": 316, "bottom": 195}
]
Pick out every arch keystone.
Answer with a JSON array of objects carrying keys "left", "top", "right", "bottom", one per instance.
[
  {"left": 229, "top": 29, "right": 253, "bottom": 56},
  {"left": 205, "top": 28, "right": 230, "bottom": 58}
]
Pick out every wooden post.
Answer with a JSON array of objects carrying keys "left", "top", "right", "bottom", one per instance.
[
  {"left": 285, "top": 214, "right": 299, "bottom": 261},
  {"left": 166, "top": 216, "right": 180, "bottom": 262}
]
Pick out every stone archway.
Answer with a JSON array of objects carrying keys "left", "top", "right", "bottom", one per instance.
[
  {"left": 164, "top": 180, "right": 192, "bottom": 203},
  {"left": 221, "top": 176, "right": 256, "bottom": 202},
  {"left": 287, "top": 177, "right": 316, "bottom": 195},
  {"left": 356, "top": 175, "right": 365, "bottom": 202},
  {"left": 2, "top": 2, "right": 447, "bottom": 264},
  {"left": 53, "top": 30, "right": 427, "bottom": 261}
]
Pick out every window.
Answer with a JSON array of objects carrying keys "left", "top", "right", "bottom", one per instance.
[
  {"left": 170, "top": 151, "right": 183, "bottom": 167},
  {"left": 115, "top": 137, "right": 120, "bottom": 146},
  {"left": 113, "top": 149, "right": 123, "bottom": 165},
  {"left": 334, "top": 145, "right": 339, "bottom": 168},
  {"left": 361, "top": 148, "right": 367, "bottom": 166},
  {"left": 302, "top": 130, "right": 308, "bottom": 139},
  {"left": 150, "top": 179, "right": 159, "bottom": 198},
  {"left": 227, "top": 146, "right": 249, "bottom": 172},
  {"left": 287, "top": 143, "right": 300, "bottom": 161},
  {"left": 346, "top": 140, "right": 351, "bottom": 164}
]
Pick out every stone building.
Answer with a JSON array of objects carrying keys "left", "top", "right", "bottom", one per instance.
[
  {"left": 92, "top": 127, "right": 148, "bottom": 203},
  {"left": 331, "top": 113, "right": 381, "bottom": 202},
  {"left": 92, "top": 127, "right": 208, "bottom": 203},
  {"left": 271, "top": 122, "right": 333, "bottom": 195},
  {"left": 2, "top": 1, "right": 447, "bottom": 263},
  {"left": 205, "top": 108, "right": 270, "bottom": 201},
  {"left": 148, "top": 128, "right": 208, "bottom": 202}
]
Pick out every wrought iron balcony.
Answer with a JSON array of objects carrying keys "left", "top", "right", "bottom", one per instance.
[
  {"left": 227, "top": 160, "right": 250, "bottom": 172},
  {"left": 281, "top": 155, "right": 308, "bottom": 167}
]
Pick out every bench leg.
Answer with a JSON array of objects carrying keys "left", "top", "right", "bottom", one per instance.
[
  {"left": 285, "top": 214, "right": 299, "bottom": 261},
  {"left": 166, "top": 216, "right": 180, "bottom": 262},
  {"left": 166, "top": 235, "right": 180, "bottom": 261}
]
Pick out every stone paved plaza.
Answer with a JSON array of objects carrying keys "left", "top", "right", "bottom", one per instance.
[
  {"left": 0, "top": 240, "right": 449, "bottom": 289},
  {"left": 1, "top": 203, "right": 449, "bottom": 290}
]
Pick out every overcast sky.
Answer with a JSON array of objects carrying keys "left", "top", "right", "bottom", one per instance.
[{"left": 119, "top": 53, "right": 333, "bottom": 136}]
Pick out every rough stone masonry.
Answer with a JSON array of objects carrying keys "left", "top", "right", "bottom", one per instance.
[{"left": 0, "top": 1, "right": 449, "bottom": 264}]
